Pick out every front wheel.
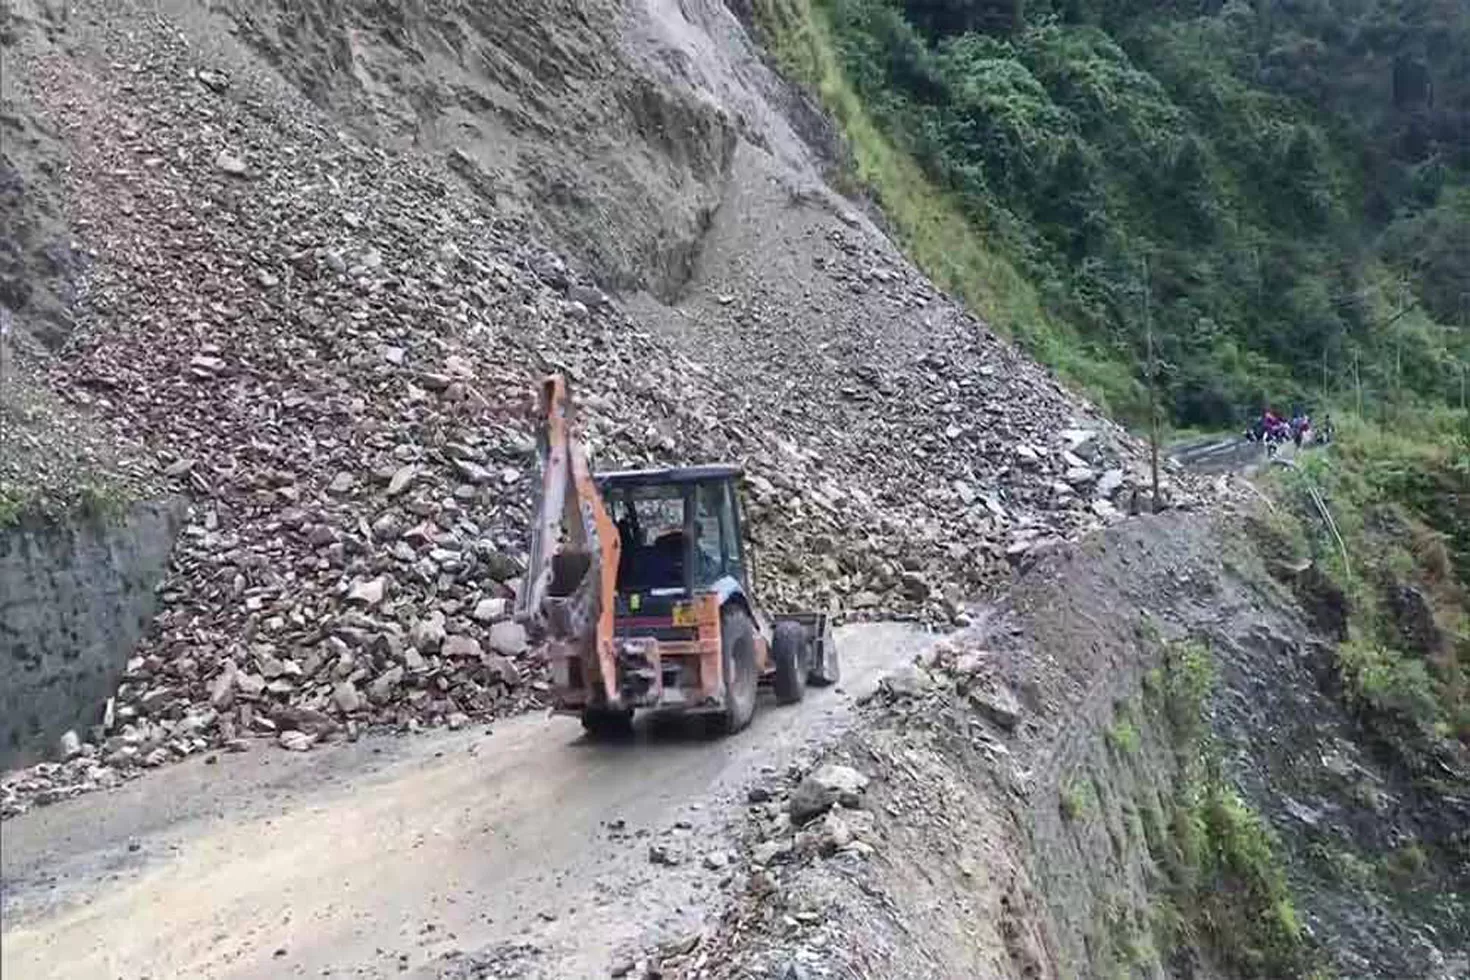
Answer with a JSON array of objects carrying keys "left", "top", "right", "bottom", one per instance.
[{"left": 712, "top": 606, "right": 758, "bottom": 734}]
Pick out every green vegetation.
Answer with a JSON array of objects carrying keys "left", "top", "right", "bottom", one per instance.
[
  {"left": 1095, "top": 889, "right": 1160, "bottom": 979},
  {"left": 0, "top": 477, "right": 136, "bottom": 529},
  {"left": 1272, "top": 410, "right": 1469, "bottom": 763},
  {"left": 754, "top": 0, "right": 1470, "bottom": 428},
  {"left": 749, "top": 0, "right": 1128, "bottom": 400},
  {"left": 1060, "top": 779, "right": 1090, "bottom": 821},
  {"left": 749, "top": 3, "right": 1468, "bottom": 960},
  {"left": 75, "top": 481, "right": 134, "bottom": 524},
  {"left": 1145, "top": 638, "right": 1314, "bottom": 978},
  {"left": 0, "top": 486, "right": 26, "bottom": 528},
  {"left": 1105, "top": 706, "right": 1140, "bottom": 757},
  {"left": 1178, "top": 784, "right": 1308, "bottom": 976},
  {"left": 1157, "top": 638, "right": 1214, "bottom": 747},
  {"left": 1384, "top": 841, "right": 1430, "bottom": 883},
  {"left": 1307, "top": 842, "right": 1377, "bottom": 890}
]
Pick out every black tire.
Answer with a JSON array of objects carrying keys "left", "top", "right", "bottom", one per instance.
[
  {"left": 713, "top": 606, "right": 758, "bottom": 734},
  {"left": 771, "top": 621, "right": 808, "bottom": 705},
  {"left": 807, "top": 621, "right": 840, "bottom": 687},
  {"left": 581, "top": 706, "right": 634, "bottom": 740}
]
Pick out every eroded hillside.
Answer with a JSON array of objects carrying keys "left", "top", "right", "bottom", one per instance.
[
  {"left": 701, "top": 511, "right": 1469, "bottom": 980},
  {"left": 0, "top": 0, "right": 1203, "bottom": 801},
  {"left": 1, "top": 1, "right": 1466, "bottom": 978}
]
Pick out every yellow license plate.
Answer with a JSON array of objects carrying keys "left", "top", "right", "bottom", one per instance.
[{"left": 671, "top": 604, "right": 696, "bottom": 627}]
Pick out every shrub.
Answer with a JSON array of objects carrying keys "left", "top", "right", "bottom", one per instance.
[{"left": 1061, "top": 781, "right": 1091, "bottom": 821}]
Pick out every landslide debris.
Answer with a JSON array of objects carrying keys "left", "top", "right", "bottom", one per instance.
[{"left": 1, "top": 0, "right": 1206, "bottom": 817}]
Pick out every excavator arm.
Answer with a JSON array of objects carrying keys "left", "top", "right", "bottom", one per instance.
[{"left": 514, "top": 374, "right": 622, "bottom": 709}]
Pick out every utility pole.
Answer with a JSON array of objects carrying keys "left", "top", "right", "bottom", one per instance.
[
  {"left": 1395, "top": 333, "right": 1402, "bottom": 401},
  {"left": 1143, "top": 256, "right": 1160, "bottom": 513},
  {"left": 1460, "top": 295, "right": 1468, "bottom": 411},
  {"left": 1353, "top": 347, "right": 1363, "bottom": 417}
]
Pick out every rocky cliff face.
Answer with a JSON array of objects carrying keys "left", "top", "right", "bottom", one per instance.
[
  {"left": 210, "top": 0, "right": 750, "bottom": 300},
  {"left": 0, "top": 500, "right": 181, "bottom": 769}
]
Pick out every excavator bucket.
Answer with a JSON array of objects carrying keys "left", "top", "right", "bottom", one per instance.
[{"left": 514, "top": 375, "right": 621, "bottom": 710}]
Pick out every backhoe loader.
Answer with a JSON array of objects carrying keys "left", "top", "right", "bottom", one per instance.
[{"left": 514, "top": 375, "right": 839, "bottom": 736}]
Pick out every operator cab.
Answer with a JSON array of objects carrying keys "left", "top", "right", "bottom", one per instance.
[{"left": 595, "top": 465, "right": 749, "bottom": 612}]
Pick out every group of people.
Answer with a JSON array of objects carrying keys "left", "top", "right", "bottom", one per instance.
[{"left": 1245, "top": 408, "right": 1332, "bottom": 455}]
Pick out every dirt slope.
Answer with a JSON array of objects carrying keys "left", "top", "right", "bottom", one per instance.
[
  {"left": 699, "top": 509, "right": 1469, "bottom": 980},
  {"left": 1, "top": 623, "right": 931, "bottom": 980},
  {"left": 0, "top": 0, "right": 1211, "bottom": 814}
]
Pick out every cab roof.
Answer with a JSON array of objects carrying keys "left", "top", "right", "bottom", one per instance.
[{"left": 595, "top": 464, "right": 744, "bottom": 489}]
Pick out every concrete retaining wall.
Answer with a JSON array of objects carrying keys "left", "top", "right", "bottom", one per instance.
[{"left": 0, "top": 498, "right": 182, "bottom": 768}]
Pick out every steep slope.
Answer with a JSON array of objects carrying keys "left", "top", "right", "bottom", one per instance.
[
  {"left": 746, "top": 0, "right": 1470, "bottom": 427},
  {"left": 699, "top": 511, "right": 1468, "bottom": 980},
  {"left": 0, "top": 0, "right": 1208, "bottom": 812}
]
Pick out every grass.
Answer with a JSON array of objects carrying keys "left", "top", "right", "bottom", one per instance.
[
  {"left": 1383, "top": 841, "right": 1430, "bottom": 883},
  {"left": 0, "top": 478, "right": 135, "bottom": 529},
  {"left": 749, "top": 0, "right": 1146, "bottom": 420},
  {"left": 1157, "top": 639, "right": 1214, "bottom": 746},
  {"left": 0, "top": 486, "right": 26, "bottom": 528},
  {"left": 1195, "top": 786, "right": 1306, "bottom": 971},
  {"left": 1107, "top": 700, "right": 1142, "bottom": 757},
  {"left": 1146, "top": 638, "right": 1313, "bottom": 978},
  {"left": 1061, "top": 781, "right": 1091, "bottom": 822},
  {"left": 1337, "top": 637, "right": 1440, "bottom": 728},
  {"left": 1307, "top": 842, "right": 1377, "bottom": 889},
  {"left": 1096, "top": 890, "right": 1161, "bottom": 978},
  {"left": 1106, "top": 719, "right": 1140, "bottom": 756},
  {"left": 1267, "top": 407, "right": 1470, "bottom": 751}
]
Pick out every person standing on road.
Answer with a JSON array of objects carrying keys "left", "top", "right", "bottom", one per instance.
[{"left": 1291, "top": 411, "right": 1311, "bottom": 448}]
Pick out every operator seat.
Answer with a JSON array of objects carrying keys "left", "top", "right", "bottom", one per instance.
[{"left": 644, "top": 530, "right": 686, "bottom": 590}]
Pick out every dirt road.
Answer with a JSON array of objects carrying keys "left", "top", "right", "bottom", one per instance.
[
  {"left": 1168, "top": 433, "right": 1268, "bottom": 474},
  {"left": 1, "top": 623, "right": 930, "bottom": 980}
]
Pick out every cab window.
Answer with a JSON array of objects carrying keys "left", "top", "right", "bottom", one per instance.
[
  {"left": 693, "top": 482, "right": 727, "bottom": 586},
  {"left": 720, "top": 481, "right": 743, "bottom": 580}
]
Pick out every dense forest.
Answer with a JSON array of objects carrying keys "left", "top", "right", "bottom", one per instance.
[{"left": 757, "top": 0, "right": 1470, "bottom": 428}]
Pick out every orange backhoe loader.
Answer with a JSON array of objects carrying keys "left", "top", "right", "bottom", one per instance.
[{"left": 514, "top": 375, "right": 839, "bottom": 736}]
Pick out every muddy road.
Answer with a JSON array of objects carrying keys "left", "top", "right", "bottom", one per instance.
[{"left": 1, "top": 623, "right": 931, "bottom": 980}]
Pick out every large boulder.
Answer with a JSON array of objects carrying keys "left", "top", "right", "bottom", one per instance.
[
  {"left": 970, "top": 682, "right": 1023, "bottom": 731},
  {"left": 789, "top": 764, "right": 870, "bottom": 823}
]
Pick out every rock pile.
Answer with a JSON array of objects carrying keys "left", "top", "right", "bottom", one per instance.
[{"left": 2, "top": 4, "right": 1203, "bottom": 815}]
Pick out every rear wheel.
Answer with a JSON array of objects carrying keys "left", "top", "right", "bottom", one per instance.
[
  {"left": 807, "top": 620, "right": 840, "bottom": 687},
  {"left": 581, "top": 706, "right": 634, "bottom": 740},
  {"left": 771, "top": 621, "right": 808, "bottom": 705},
  {"left": 713, "top": 606, "right": 758, "bottom": 734}
]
